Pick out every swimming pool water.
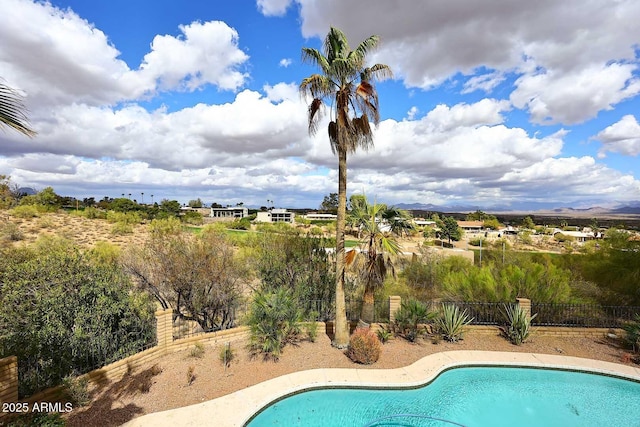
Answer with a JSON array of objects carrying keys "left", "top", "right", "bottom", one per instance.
[{"left": 245, "top": 366, "right": 640, "bottom": 427}]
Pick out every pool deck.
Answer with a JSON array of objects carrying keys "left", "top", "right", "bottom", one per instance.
[{"left": 120, "top": 351, "right": 640, "bottom": 427}]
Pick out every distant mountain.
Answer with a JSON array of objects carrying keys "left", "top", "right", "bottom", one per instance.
[
  {"left": 17, "top": 187, "right": 36, "bottom": 196},
  {"left": 395, "top": 201, "right": 640, "bottom": 216}
]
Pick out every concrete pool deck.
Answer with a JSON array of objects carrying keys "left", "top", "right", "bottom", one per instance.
[{"left": 121, "top": 351, "right": 640, "bottom": 427}]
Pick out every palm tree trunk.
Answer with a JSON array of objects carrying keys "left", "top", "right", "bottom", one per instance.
[
  {"left": 333, "top": 147, "right": 349, "bottom": 348},
  {"left": 361, "top": 285, "right": 375, "bottom": 325}
]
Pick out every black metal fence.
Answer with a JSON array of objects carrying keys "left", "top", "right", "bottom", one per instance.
[
  {"left": 531, "top": 303, "right": 640, "bottom": 328},
  {"left": 417, "top": 301, "right": 639, "bottom": 328},
  {"left": 15, "top": 323, "right": 156, "bottom": 398}
]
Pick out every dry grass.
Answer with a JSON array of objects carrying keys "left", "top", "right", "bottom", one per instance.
[{"left": 4, "top": 211, "right": 149, "bottom": 249}]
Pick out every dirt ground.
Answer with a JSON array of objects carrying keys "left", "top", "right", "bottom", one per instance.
[{"left": 64, "top": 330, "right": 635, "bottom": 427}]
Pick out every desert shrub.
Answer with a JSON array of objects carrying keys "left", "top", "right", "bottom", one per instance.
[
  {"left": 304, "top": 320, "right": 319, "bottom": 342},
  {"left": 436, "top": 304, "right": 473, "bottom": 342},
  {"left": 9, "top": 205, "right": 39, "bottom": 218},
  {"left": 111, "top": 221, "right": 133, "bottom": 235},
  {"left": 62, "top": 375, "right": 90, "bottom": 407},
  {"left": 393, "top": 299, "right": 435, "bottom": 342},
  {"left": 82, "top": 206, "right": 106, "bottom": 219},
  {"left": 182, "top": 210, "right": 203, "bottom": 225},
  {"left": 346, "top": 328, "right": 382, "bottom": 364},
  {"left": 227, "top": 218, "right": 251, "bottom": 230},
  {"left": 501, "top": 304, "right": 537, "bottom": 345},
  {"left": 188, "top": 342, "right": 205, "bottom": 358},
  {"left": 106, "top": 210, "right": 141, "bottom": 225},
  {"left": 2, "top": 222, "right": 23, "bottom": 241},
  {"left": 186, "top": 365, "right": 195, "bottom": 386},
  {"left": 624, "top": 314, "right": 640, "bottom": 353},
  {"left": 219, "top": 343, "right": 235, "bottom": 367},
  {"left": 247, "top": 288, "right": 303, "bottom": 360}
]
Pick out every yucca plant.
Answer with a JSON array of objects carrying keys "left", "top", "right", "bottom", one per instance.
[
  {"left": 436, "top": 304, "right": 473, "bottom": 342},
  {"left": 502, "top": 303, "right": 537, "bottom": 345}
]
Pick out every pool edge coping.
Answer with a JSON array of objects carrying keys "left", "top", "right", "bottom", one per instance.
[{"left": 120, "top": 350, "right": 640, "bottom": 427}]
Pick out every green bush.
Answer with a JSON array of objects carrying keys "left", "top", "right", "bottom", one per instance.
[
  {"left": 111, "top": 221, "right": 133, "bottom": 235},
  {"left": 227, "top": 218, "right": 251, "bottom": 230},
  {"left": 9, "top": 205, "right": 39, "bottom": 218},
  {"left": 393, "top": 299, "right": 435, "bottom": 342},
  {"left": 182, "top": 211, "right": 203, "bottom": 225},
  {"left": 436, "top": 304, "right": 473, "bottom": 342},
  {"left": 624, "top": 314, "right": 640, "bottom": 353},
  {"left": 346, "top": 328, "right": 382, "bottom": 364},
  {"left": 304, "top": 321, "right": 319, "bottom": 342},
  {"left": 2, "top": 222, "right": 23, "bottom": 241},
  {"left": 62, "top": 375, "right": 90, "bottom": 407},
  {"left": 82, "top": 206, "right": 106, "bottom": 219},
  {"left": 188, "top": 342, "right": 205, "bottom": 358},
  {"left": 7, "top": 412, "right": 66, "bottom": 427},
  {"left": 501, "top": 304, "right": 537, "bottom": 345},
  {"left": 247, "top": 289, "right": 302, "bottom": 360}
]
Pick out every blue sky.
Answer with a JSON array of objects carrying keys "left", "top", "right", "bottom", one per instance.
[{"left": 1, "top": 0, "right": 640, "bottom": 211}]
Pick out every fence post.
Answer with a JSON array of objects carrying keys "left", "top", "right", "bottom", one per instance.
[
  {"left": 0, "top": 356, "right": 18, "bottom": 408},
  {"left": 155, "top": 309, "right": 173, "bottom": 349},
  {"left": 389, "top": 296, "right": 402, "bottom": 323},
  {"left": 516, "top": 298, "right": 531, "bottom": 319}
]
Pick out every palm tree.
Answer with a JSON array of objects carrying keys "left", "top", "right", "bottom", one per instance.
[
  {"left": 347, "top": 197, "right": 414, "bottom": 324},
  {"left": 300, "top": 27, "right": 392, "bottom": 347},
  {"left": 0, "top": 80, "right": 36, "bottom": 137}
]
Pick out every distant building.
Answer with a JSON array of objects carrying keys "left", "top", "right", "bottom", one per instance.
[
  {"left": 255, "top": 208, "right": 295, "bottom": 223},
  {"left": 414, "top": 219, "right": 437, "bottom": 226},
  {"left": 457, "top": 220, "right": 484, "bottom": 231},
  {"left": 304, "top": 212, "right": 337, "bottom": 221},
  {"left": 553, "top": 229, "right": 595, "bottom": 242},
  {"left": 210, "top": 206, "right": 248, "bottom": 220}
]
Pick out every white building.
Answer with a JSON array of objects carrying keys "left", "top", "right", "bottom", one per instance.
[
  {"left": 304, "top": 212, "right": 337, "bottom": 221},
  {"left": 210, "top": 206, "right": 248, "bottom": 220},
  {"left": 255, "top": 208, "right": 295, "bottom": 223}
]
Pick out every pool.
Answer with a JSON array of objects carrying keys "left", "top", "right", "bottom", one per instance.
[{"left": 245, "top": 366, "right": 640, "bottom": 427}]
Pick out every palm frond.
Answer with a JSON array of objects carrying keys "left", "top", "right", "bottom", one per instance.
[{"left": 0, "top": 82, "right": 36, "bottom": 138}]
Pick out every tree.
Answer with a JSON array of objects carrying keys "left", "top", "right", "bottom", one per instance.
[
  {"left": 188, "top": 198, "right": 203, "bottom": 208},
  {"left": 300, "top": 27, "right": 392, "bottom": 347},
  {"left": 123, "top": 220, "right": 247, "bottom": 331},
  {"left": 439, "top": 216, "right": 462, "bottom": 243},
  {"left": 0, "top": 80, "right": 36, "bottom": 137},
  {"left": 253, "top": 231, "right": 335, "bottom": 320},
  {"left": 319, "top": 192, "right": 338, "bottom": 213},
  {"left": 347, "top": 197, "right": 414, "bottom": 323},
  {"left": 522, "top": 216, "right": 536, "bottom": 230}
]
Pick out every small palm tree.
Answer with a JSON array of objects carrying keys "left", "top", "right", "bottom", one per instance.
[
  {"left": 0, "top": 80, "right": 36, "bottom": 137},
  {"left": 300, "top": 27, "right": 392, "bottom": 347},
  {"left": 347, "top": 197, "right": 414, "bottom": 323}
]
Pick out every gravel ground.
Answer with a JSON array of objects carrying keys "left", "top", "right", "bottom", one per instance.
[{"left": 65, "top": 329, "right": 634, "bottom": 427}]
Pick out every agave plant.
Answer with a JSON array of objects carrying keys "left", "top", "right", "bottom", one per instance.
[
  {"left": 502, "top": 303, "right": 537, "bottom": 345},
  {"left": 436, "top": 303, "right": 473, "bottom": 342}
]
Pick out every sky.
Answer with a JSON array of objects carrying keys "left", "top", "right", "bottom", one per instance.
[{"left": 1, "top": 0, "right": 640, "bottom": 211}]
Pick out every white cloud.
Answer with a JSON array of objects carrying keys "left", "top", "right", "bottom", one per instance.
[
  {"left": 136, "top": 21, "right": 249, "bottom": 93},
  {"left": 510, "top": 64, "right": 640, "bottom": 125},
  {"left": 279, "top": 58, "right": 293, "bottom": 67},
  {"left": 257, "top": 0, "right": 294, "bottom": 16},
  {"left": 293, "top": 0, "right": 640, "bottom": 124},
  {"left": 595, "top": 115, "right": 640, "bottom": 157},
  {"left": 0, "top": 1, "right": 249, "bottom": 109}
]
